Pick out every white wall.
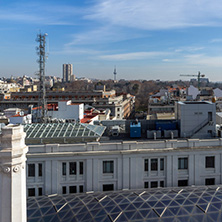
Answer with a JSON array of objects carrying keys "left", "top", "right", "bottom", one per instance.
[
  {"left": 26, "top": 138, "right": 222, "bottom": 196},
  {"left": 177, "top": 101, "right": 216, "bottom": 138},
  {"left": 0, "top": 125, "right": 28, "bottom": 222},
  {"left": 48, "top": 101, "right": 84, "bottom": 120},
  {"left": 214, "top": 88, "right": 222, "bottom": 98},
  {"left": 187, "top": 85, "right": 199, "bottom": 100}
]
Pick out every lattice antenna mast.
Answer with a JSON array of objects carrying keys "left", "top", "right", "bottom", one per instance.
[
  {"left": 113, "top": 66, "right": 117, "bottom": 81},
  {"left": 36, "top": 33, "right": 48, "bottom": 123}
]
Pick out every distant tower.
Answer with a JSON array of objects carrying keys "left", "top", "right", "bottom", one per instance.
[
  {"left": 63, "top": 64, "right": 73, "bottom": 82},
  {"left": 113, "top": 66, "right": 117, "bottom": 81},
  {"left": 36, "top": 32, "right": 48, "bottom": 123}
]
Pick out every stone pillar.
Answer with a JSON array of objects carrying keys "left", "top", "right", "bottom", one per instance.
[{"left": 0, "top": 125, "right": 28, "bottom": 222}]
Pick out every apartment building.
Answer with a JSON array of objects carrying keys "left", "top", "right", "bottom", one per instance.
[
  {"left": 0, "top": 90, "right": 135, "bottom": 119},
  {"left": 63, "top": 64, "right": 74, "bottom": 82}
]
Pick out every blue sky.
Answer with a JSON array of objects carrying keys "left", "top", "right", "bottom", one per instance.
[{"left": 1, "top": 0, "right": 222, "bottom": 81}]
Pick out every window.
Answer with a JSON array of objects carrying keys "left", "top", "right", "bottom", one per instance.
[
  {"left": 28, "top": 188, "right": 35, "bottom": 197},
  {"left": 160, "top": 158, "right": 164, "bottom": 171},
  {"left": 178, "top": 180, "right": 188, "bottom": 187},
  {"left": 62, "top": 162, "right": 66, "bottom": 176},
  {"left": 79, "top": 185, "right": 84, "bottom": 193},
  {"left": 151, "top": 181, "right": 158, "bottom": 188},
  {"left": 208, "top": 130, "right": 212, "bottom": 135},
  {"left": 103, "top": 184, "right": 114, "bottom": 191},
  {"left": 62, "top": 186, "right": 66, "bottom": 194},
  {"left": 144, "top": 159, "right": 148, "bottom": 171},
  {"left": 160, "top": 181, "right": 164, "bottom": 187},
  {"left": 178, "top": 158, "right": 188, "bottom": 169},
  {"left": 144, "top": 182, "right": 149, "bottom": 188},
  {"left": 103, "top": 161, "right": 114, "bottom": 173},
  {"left": 79, "top": 162, "right": 83, "bottom": 175},
  {"left": 38, "top": 163, "right": 42, "bottom": 177},
  {"left": 206, "top": 156, "right": 215, "bottom": 168},
  {"left": 28, "top": 164, "right": 35, "bottom": 177},
  {"left": 38, "top": 188, "right": 42, "bottom": 196},
  {"left": 69, "top": 162, "right": 76, "bottom": 175},
  {"left": 69, "top": 186, "right": 77, "bottom": 193},
  {"left": 151, "top": 159, "right": 158, "bottom": 171},
  {"left": 205, "top": 178, "right": 215, "bottom": 186}
]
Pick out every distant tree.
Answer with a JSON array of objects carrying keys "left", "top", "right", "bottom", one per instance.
[{"left": 132, "top": 84, "right": 139, "bottom": 93}]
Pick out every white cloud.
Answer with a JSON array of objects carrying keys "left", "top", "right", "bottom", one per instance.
[
  {"left": 99, "top": 51, "right": 170, "bottom": 61},
  {"left": 185, "top": 54, "right": 222, "bottom": 67},
  {"left": 51, "top": 48, "right": 102, "bottom": 55},
  {"left": 210, "top": 39, "right": 222, "bottom": 43},
  {"left": 0, "top": 11, "right": 42, "bottom": 23},
  {"left": 0, "top": 3, "right": 82, "bottom": 25},
  {"left": 65, "top": 25, "right": 145, "bottom": 46},
  {"left": 87, "top": 0, "right": 222, "bottom": 30},
  {"left": 162, "top": 58, "right": 179, "bottom": 62},
  {"left": 174, "top": 47, "right": 204, "bottom": 53}
]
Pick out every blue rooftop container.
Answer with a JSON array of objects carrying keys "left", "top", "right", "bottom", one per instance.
[
  {"left": 155, "top": 121, "right": 177, "bottom": 132},
  {"left": 130, "top": 121, "right": 141, "bottom": 138}
]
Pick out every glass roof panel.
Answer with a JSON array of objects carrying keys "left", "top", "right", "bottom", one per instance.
[
  {"left": 131, "top": 211, "right": 143, "bottom": 220},
  {"left": 24, "top": 123, "right": 106, "bottom": 144},
  {"left": 208, "top": 212, "right": 220, "bottom": 221},
  {"left": 212, "top": 202, "right": 222, "bottom": 210},
  {"left": 124, "top": 211, "right": 136, "bottom": 220},
  {"left": 146, "top": 210, "right": 159, "bottom": 219},
  {"left": 40, "top": 206, "right": 55, "bottom": 215},
  {"left": 207, "top": 204, "right": 219, "bottom": 212},
  {"left": 139, "top": 209, "right": 150, "bottom": 218},
  {"left": 162, "top": 208, "right": 175, "bottom": 217},
  {"left": 27, "top": 186, "right": 222, "bottom": 222}
]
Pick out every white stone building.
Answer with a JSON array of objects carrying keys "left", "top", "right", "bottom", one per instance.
[
  {"left": 48, "top": 100, "right": 84, "bottom": 121},
  {"left": 0, "top": 82, "right": 20, "bottom": 94},
  {"left": 1, "top": 124, "right": 222, "bottom": 222},
  {"left": 26, "top": 138, "right": 222, "bottom": 197}
]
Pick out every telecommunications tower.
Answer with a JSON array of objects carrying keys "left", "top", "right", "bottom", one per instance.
[
  {"left": 36, "top": 33, "right": 48, "bottom": 123},
  {"left": 113, "top": 66, "right": 117, "bottom": 81}
]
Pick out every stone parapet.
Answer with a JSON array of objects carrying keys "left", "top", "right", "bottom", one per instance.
[{"left": 0, "top": 125, "right": 28, "bottom": 222}]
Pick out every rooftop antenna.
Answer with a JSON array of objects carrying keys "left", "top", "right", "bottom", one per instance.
[
  {"left": 113, "top": 66, "right": 117, "bottom": 81},
  {"left": 36, "top": 32, "right": 48, "bottom": 123}
]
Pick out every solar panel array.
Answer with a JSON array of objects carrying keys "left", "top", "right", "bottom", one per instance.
[
  {"left": 27, "top": 186, "right": 222, "bottom": 222},
  {"left": 24, "top": 123, "right": 106, "bottom": 139}
]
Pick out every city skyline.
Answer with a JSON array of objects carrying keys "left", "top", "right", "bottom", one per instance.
[{"left": 1, "top": 0, "right": 222, "bottom": 81}]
